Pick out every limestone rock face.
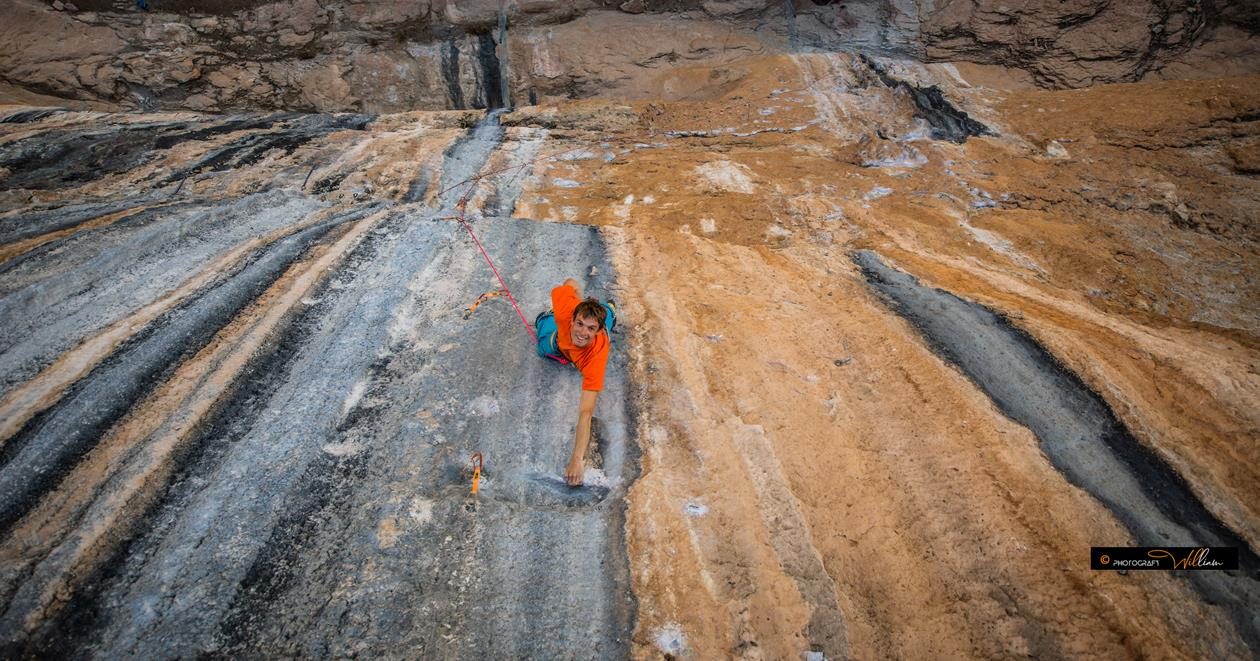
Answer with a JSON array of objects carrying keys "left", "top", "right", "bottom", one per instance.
[
  {"left": 700, "top": 0, "right": 771, "bottom": 18},
  {"left": 344, "top": 0, "right": 431, "bottom": 29},
  {"left": 0, "top": 1, "right": 126, "bottom": 103},
  {"left": 918, "top": 0, "right": 1212, "bottom": 87},
  {"left": 0, "top": 0, "right": 1255, "bottom": 112},
  {"left": 296, "top": 63, "right": 358, "bottom": 112},
  {"left": 509, "top": 12, "right": 767, "bottom": 103},
  {"left": 0, "top": 50, "right": 1257, "bottom": 660},
  {"left": 445, "top": 0, "right": 585, "bottom": 28}
]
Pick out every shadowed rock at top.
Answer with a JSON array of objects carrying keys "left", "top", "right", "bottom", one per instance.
[{"left": 2, "top": 0, "right": 1256, "bottom": 113}]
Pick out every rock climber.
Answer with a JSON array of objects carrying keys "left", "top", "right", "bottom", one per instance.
[{"left": 535, "top": 278, "right": 616, "bottom": 487}]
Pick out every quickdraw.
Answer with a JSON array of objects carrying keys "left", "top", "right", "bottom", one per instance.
[
  {"left": 436, "top": 141, "right": 589, "bottom": 346},
  {"left": 463, "top": 289, "right": 507, "bottom": 320},
  {"left": 470, "top": 452, "right": 483, "bottom": 495}
]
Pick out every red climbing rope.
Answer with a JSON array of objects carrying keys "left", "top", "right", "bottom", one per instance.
[
  {"left": 453, "top": 197, "right": 537, "bottom": 343},
  {"left": 441, "top": 144, "right": 589, "bottom": 346}
]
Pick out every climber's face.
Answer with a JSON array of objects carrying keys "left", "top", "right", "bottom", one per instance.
[{"left": 570, "top": 313, "right": 599, "bottom": 348}]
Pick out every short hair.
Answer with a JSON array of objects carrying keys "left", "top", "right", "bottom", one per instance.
[{"left": 573, "top": 298, "right": 607, "bottom": 331}]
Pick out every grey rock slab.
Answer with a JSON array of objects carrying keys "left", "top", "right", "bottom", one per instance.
[
  {"left": 0, "top": 204, "right": 374, "bottom": 537},
  {"left": 0, "top": 190, "right": 328, "bottom": 399},
  {"left": 0, "top": 194, "right": 161, "bottom": 246},
  {"left": 53, "top": 213, "right": 632, "bottom": 659},
  {"left": 436, "top": 110, "right": 507, "bottom": 210}
]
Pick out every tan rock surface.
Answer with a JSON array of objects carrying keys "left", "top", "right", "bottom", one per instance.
[
  {"left": 0, "top": 10, "right": 1257, "bottom": 654},
  {"left": 508, "top": 53, "right": 1260, "bottom": 658},
  {"left": 297, "top": 63, "right": 358, "bottom": 112}
]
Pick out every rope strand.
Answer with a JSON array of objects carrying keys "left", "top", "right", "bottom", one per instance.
[
  {"left": 454, "top": 199, "right": 537, "bottom": 343},
  {"left": 440, "top": 142, "right": 591, "bottom": 345}
]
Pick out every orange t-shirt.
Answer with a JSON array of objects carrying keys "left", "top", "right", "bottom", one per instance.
[{"left": 552, "top": 284, "right": 610, "bottom": 392}]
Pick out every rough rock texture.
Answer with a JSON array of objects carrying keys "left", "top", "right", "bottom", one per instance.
[
  {"left": 0, "top": 107, "right": 638, "bottom": 657},
  {"left": 919, "top": 0, "right": 1192, "bottom": 86},
  {"left": 2, "top": 0, "right": 1258, "bottom": 113},
  {"left": 2, "top": 47, "right": 1258, "bottom": 657},
  {"left": 506, "top": 54, "right": 1260, "bottom": 658},
  {"left": 2, "top": 0, "right": 1260, "bottom": 655}
]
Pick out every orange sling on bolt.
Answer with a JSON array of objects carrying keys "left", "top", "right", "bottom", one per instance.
[{"left": 471, "top": 452, "right": 483, "bottom": 495}]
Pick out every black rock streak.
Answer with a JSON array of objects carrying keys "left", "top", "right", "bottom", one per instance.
[
  {"left": 0, "top": 109, "right": 65, "bottom": 124},
  {"left": 852, "top": 250, "right": 1260, "bottom": 652},
  {"left": 476, "top": 32, "right": 504, "bottom": 110},
  {"left": 161, "top": 114, "right": 373, "bottom": 184},
  {"left": 860, "top": 56, "right": 994, "bottom": 143},
  {"left": 442, "top": 33, "right": 466, "bottom": 110},
  {"left": 0, "top": 206, "right": 379, "bottom": 536},
  {"left": 5, "top": 214, "right": 386, "bottom": 658},
  {"left": 0, "top": 115, "right": 292, "bottom": 190}
]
